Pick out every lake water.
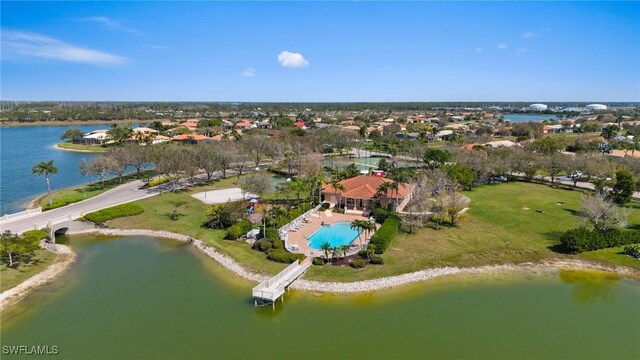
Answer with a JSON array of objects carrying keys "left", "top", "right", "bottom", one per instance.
[
  {"left": 500, "top": 114, "right": 558, "bottom": 122},
  {"left": 0, "top": 125, "right": 109, "bottom": 215},
  {"left": 2, "top": 235, "right": 638, "bottom": 359}
]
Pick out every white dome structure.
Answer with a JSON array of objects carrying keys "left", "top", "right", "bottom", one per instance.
[
  {"left": 528, "top": 103, "right": 548, "bottom": 111},
  {"left": 586, "top": 104, "right": 607, "bottom": 111}
]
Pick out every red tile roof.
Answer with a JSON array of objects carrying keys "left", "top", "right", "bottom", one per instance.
[
  {"left": 322, "top": 175, "right": 414, "bottom": 199},
  {"left": 172, "top": 134, "right": 211, "bottom": 141}
]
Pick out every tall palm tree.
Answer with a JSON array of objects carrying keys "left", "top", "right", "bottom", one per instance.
[
  {"left": 290, "top": 178, "right": 307, "bottom": 210},
  {"left": 351, "top": 219, "right": 373, "bottom": 248},
  {"left": 32, "top": 160, "right": 58, "bottom": 207},
  {"left": 330, "top": 179, "right": 346, "bottom": 209},
  {"left": 320, "top": 242, "right": 332, "bottom": 262}
]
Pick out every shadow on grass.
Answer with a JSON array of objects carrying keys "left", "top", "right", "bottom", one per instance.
[
  {"left": 545, "top": 230, "right": 569, "bottom": 254},
  {"left": 562, "top": 208, "right": 581, "bottom": 217}
]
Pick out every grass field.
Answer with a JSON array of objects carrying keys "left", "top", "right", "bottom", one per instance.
[
  {"left": 0, "top": 250, "right": 59, "bottom": 292},
  {"left": 108, "top": 180, "right": 639, "bottom": 281},
  {"left": 56, "top": 142, "right": 105, "bottom": 153}
]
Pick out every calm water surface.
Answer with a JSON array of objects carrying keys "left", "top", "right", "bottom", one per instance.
[
  {"left": 0, "top": 125, "right": 109, "bottom": 215},
  {"left": 2, "top": 235, "right": 638, "bottom": 359},
  {"left": 500, "top": 114, "right": 558, "bottom": 122}
]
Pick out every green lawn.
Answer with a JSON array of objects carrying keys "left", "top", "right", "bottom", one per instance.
[
  {"left": 56, "top": 141, "right": 105, "bottom": 153},
  {"left": 579, "top": 246, "right": 640, "bottom": 270},
  {"left": 108, "top": 188, "right": 287, "bottom": 275},
  {"left": 306, "top": 182, "right": 639, "bottom": 281},
  {"left": 0, "top": 250, "right": 59, "bottom": 292},
  {"left": 109, "top": 181, "right": 639, "bottom": 281}
]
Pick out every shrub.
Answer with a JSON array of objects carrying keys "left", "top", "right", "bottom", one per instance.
[
  {"left": 370, "top": 255, "right": 384, "bottom": 265},
  {"left": 22, "top": 229, "right": 48, "bottom": 244},
  {"left": 205, "top": 201, "right": 245, "bottom": 229},
  {"left": 370, "top": 214, "right": 401, "bottom": 254},
  {"left": 272, "top": 238, "right": 284, "bottom": 250},
  {"left": 266, "top": 249, "right": 305, "bottom": 263},
  {"left": 350, "top": 259, "right": 366, "bottom": 268},
  {"left": 371, "top": 208, "right": 389, "bottom": 223},
  {"left": 358, "top": 250, "right": 368, "bottom": 258},
  {"left": 312, "top": 257, "right": 325, "bottom": 266},
  {"left": 148, "top": 177, "right": 170, "bottom": 187},
  {"left": 84, "top": 203, "right": 144, "bottom": 223},
  {"left": 332, "top": 207, "right": 345, "bottom": 214},
  {"left": 560, "top": 228, "right": 640, "bottom": 254},
  {"left": 254, "top": 239, "right": 273, "bottom": 252},
  {"left": 225, "top": 221, "right": 254, "bottom": 240},
  {"left": 259, "top": 227, "right": 279, "bottom": 241},
  {"left": 320, "top": 202, "right": 330, "bottom": 211},
  {"left": 624, "top": 244, "right": 640, "bottom": 258}
]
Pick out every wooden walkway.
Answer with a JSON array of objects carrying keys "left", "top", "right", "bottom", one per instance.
[{"left": 252, "top": 259, "right": 311, "bottom": 308}]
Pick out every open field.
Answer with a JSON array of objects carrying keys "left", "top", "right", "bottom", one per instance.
[
  {"left": 0, "top": 250, "right": 58, "bottom": 292},
  {"left": 109, "top": 180, "right": 639, "bottom": 281}
]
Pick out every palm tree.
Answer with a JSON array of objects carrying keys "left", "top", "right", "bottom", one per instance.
[
  {"left": 350, "top": 219, "right": 375, "bottom": 249},
  {"left": 320, "top": 242, "right": 332, "bottom": 262},
  {"left": 339, "top": 245, "right": 350, "bottom": 258},
  {"left": 32, "top": 160, "right": 58, "bottom": 207},
  {"left": 290, "top": 178, "right": 307, "bottom": 210},
  {"left": 330, "top": 179, "right": 346, "bottom": 209}
]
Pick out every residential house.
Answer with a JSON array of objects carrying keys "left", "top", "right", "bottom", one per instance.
[
  {"left": 172, "top": 134, "right": 212, "bottom": 145},
  {"left": 322, "top": 175, "right": 415, "bottom": 213}
]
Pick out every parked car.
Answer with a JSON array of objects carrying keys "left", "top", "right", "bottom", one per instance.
[{"left": 490, "top": 176, "right": 508, "bottom": 183}]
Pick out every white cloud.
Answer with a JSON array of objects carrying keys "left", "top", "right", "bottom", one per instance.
[
  {"left": 516, "top": 47, "right": 528, "bottom": 55},
  {"left": 1, "top": 30, "right": 128, "bottom": 66},
  {"left": 277, "top": 51, "right": 309, "bottom": 68},
  {"left": 522, "top": 31, "right": 537, "bottom": 39},
  {"left": 497, "top": 43, "right": 508, "bottom": 49},
  {"left": 242, "top": 67, "right": 256, "bottom": 77},
  {"left": 77, "top": 16, "right": 142, "bottom": 35},
  {"left": 475, "top": 47, "right": 483, "bottom": 53}
]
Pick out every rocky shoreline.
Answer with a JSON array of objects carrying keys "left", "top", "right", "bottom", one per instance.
[{"left": 2, "top": 227, "right": 638, "bottom": 311}]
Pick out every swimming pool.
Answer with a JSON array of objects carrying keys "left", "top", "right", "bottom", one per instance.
[{"left": 307, "top": 222, "right": 361, "bottom": 249}]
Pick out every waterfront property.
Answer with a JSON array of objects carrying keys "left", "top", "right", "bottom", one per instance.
[
  {"left": 284, "top": 210, "right": 372, "bottom": 257},
  {"left": 307, "top": 222, "right": 360, "bottom": 249},
  {"left": 322, "top": 175, "right": 415, "bottom": 212}
]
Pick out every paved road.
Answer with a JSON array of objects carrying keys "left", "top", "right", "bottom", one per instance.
[{"left": 0, "top": 166, "right": 264, "bottom": 235}]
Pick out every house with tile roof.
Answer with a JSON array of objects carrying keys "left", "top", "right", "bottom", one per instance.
[{"left": 322, "top": 175, "right": 415, "bottom": 213}]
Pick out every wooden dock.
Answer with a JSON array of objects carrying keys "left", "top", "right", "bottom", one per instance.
[{"left": 252, "top": 259, "right": 311, "bottom": 308}]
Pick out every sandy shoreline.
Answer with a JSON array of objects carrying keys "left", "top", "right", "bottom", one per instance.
[
  {"left": 0, "top": 242, "right": 76, "bottom": 311},
  {"left": 2, "top": 227, "right": 638, "bottom": 311}
]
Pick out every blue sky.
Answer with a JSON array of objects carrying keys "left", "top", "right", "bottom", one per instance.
[{"left": 2, "top": 1, "right": 639, "bottom": 102}]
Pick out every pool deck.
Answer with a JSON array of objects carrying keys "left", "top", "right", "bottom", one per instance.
[{"left": 285, "top": 210, "right": 374, "bottom": 257}]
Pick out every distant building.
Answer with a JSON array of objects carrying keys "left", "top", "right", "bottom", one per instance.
[
  {"left": 528, "top": 103, "right": 548, "bottom": 111},
  {"left": 586, "top": 104, "right": 608, "bottom": 111}
]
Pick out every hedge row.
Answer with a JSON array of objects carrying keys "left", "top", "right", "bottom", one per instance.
[
  {"left": 560, "top": 228, "right": 640, "bottom": 254},
  {"left": 370, "top": 214, "right": 401, "bottom": 254},
  {"left": 266, "top": 249, "right": 305, "bottom": 263},
  {"left": 225, "top": 221, "right": 254, "bottom": 240},
  {"left": 84, "top": 203, "right": 145, "bottom": 223}
]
